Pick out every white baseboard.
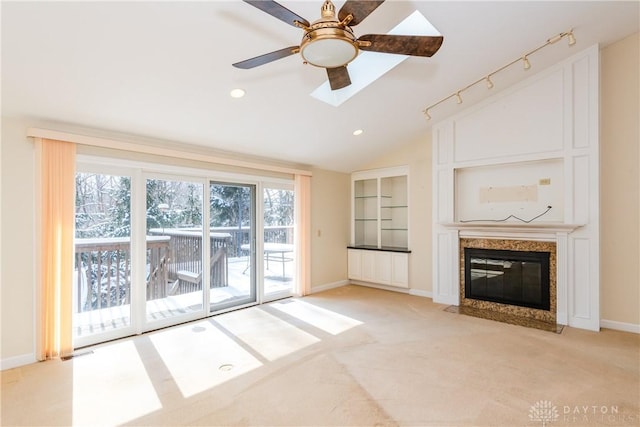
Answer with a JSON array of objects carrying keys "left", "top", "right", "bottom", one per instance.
[
  {"left": 600, "top": 319, "right": 640, "bottom": 334},
  {"left": 409, "top": 289, "right": 433, "bottom": 298},
  {"left": 1, "top": 353, "right": 36, "bottom": 370},
  {"left": 310, "top": 280, "right": 349, "bottom": 294},
  {"left": 349, "top": 281, "right": 411, "bottom": 294},
  {"left": 432, "top": 295, "right": 459, "bottom": 306},
  {"left": 347, "top": 281, "right": 434, "bottom": 298}
]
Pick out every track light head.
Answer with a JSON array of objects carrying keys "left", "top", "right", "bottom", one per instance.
[
  {"left": 455, "top": 92, "right": 462, "bottom": 104},
  {"left": 424, "top": 109, "right": 431, "bottom": 120},
  {"left": 486, "top": 76, "right": 494, "bottom": 89},
  {"left": 523, "top": 56, "right": 531, "bottom": 70},
  {"left": 568, "top": 31, "right": 576, "bottom": 46}
]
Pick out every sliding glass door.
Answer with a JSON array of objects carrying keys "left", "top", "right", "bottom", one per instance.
[
  {"left": 74, "top": 171, "right": 135, "bottom": 346},
  {"left": 144, "top": 177, "right": 206, "bottom": 328},
  {"left": 73, "top": 161, "right": 296, "bottom": 348},
  {"left": 263, "top": 184, "right": 295, "bottom": 301},
  {"left": 209, "top": 181, "right": 257, "bottom": 312}
]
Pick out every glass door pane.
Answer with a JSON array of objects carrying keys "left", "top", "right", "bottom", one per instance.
[
  {"left": 263, "top": 186, "right": 295, "bottom": 299},
  {"left": 354, "top": 178, "right": 378, "bottom": 247},
  {"left": 380, "top": 175, "right": 408, "bottom": 249},
  {"left": 209, "top": 182, "right": 256, "bottom": 312},
  {"left": 74, "top": 172, "right": 133, "bottom": 344},
  {"left": 145, "top": 178, "right": 205, "bottom": 324}
]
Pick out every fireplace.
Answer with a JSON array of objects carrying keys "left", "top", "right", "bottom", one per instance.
[
  {"left": 459, "top": 238, "right": 557, "bottom": 324},
  {"left": 464, "top": 247, "right": 550, "bottom": 311}
]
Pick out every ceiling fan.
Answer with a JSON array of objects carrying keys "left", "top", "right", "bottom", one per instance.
[{"left": 232, "top": 0, "right": 444, "bottom": 90}]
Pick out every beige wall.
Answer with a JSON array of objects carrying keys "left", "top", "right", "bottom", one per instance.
[
  {"left": 600, "top": 32, "right": 640, "bottom": 325},
  {"left": 1, "top": 118, "right": 38, "bottom": 361},
  {"left": 360, "top": 135, "right": 433, "bottom": 294},
  {"left": 309, "top": 168, "right": 350, "bottom": 289}
]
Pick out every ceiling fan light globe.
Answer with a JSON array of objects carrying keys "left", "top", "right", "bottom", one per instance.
[{"left": 301, "top": 38, "right": 358, "bottom": 68}]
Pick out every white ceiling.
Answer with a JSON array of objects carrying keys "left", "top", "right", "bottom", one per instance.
[{"left": 2, "top": 1, "right": 638, "bottom": 172}]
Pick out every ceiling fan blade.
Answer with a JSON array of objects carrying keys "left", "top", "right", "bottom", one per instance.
[
  {"left": 242, "top": 0, "right": 310, "bottom": 28},
  {"left": 326, "top": 66, "right": 351, "bottom": 91},
  {"left": 358, "top": 34, "right": 444, "bottom": 57},
  {"left": 233, "top": 46, "right": 300, "bottom": 69},
  {"left": 338, "top": 1, "right": 385, "bottom": 26}
]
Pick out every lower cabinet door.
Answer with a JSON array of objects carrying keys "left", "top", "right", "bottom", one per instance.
[
  {"left": 347, "top": 249, "right": 362, "bottom": 280},
  {"left": 375, "top": 251, "right": 392, "bottom": 285},
  {"left": 391, "top": 252, "right": 409, "bottom": 288},
  {"left": 361, "top": 250, "right": 377, "bottom": 282}
]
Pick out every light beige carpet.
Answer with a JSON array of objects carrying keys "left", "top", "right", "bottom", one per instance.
[{"left": 2, "top": 285, "right": 639, "bottom": 426}]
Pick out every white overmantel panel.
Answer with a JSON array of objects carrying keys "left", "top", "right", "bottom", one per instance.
[
  {"left": 431, "top": 45, "right": 600, "bottom": 331},
  {"left": 453, "top": 69, "right": 565, "bottom": 163}
]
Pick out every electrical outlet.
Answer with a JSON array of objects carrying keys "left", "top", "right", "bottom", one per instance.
[{"left": 539, "top": 178, "right": 551, "bottom": 185}]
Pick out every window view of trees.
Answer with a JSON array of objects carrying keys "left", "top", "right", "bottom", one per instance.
[
  {"left": 209, "top": 184, "right": 251, "bottom": 228},
  {"left": 75, "top": 173, "right": 131, "bottom": 238},
  {"left": 75, "top": 175, "right": 295, "bottom": 238},
  {"left": 264, "top": 188, "right": 294, "bottom": 227},
  {"left": 75, "top": 175, "right": 207, "bottom": 238}
]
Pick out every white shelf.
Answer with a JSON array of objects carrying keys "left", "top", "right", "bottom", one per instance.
[{"left": 440, "top": 222, "right": 583, "bottom": 233}]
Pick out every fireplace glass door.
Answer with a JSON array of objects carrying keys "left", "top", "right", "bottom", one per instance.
[{"left": 464, "top": 248, "right": 550, "bottom": 310}]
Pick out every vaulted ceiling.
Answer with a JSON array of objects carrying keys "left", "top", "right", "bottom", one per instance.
[{"left": 2, "top": 1, "right": 638, "bottom": 172}]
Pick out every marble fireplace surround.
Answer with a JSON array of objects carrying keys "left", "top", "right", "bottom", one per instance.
[
  {"left": 441, "top": 222, "right": 583, "bottom": 327},
  {"left": 459, "top": 237, "right": 557, "bottom": 324}
]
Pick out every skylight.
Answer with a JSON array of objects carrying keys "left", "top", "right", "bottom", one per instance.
[{"left": 310, "top": 10, "right": 442, "bottom": 107}]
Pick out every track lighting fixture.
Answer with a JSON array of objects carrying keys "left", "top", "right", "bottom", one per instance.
[{"left": 423, "top": 28, "right": 577, "bottom": 121}]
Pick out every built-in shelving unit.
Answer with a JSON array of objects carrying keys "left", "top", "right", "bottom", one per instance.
[
  {"left": 353, "top": 168, "right": 409, "bottom": 250},
  {"left": 350, "top": 166, "right": 410, "bottom": 288}
]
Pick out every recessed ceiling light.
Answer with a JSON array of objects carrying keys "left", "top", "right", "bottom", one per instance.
[
  {"left": 353, "top": 129, "right": 363, "bottom": 136},
  {"left": 230, "top": 88, "right": 245, "bottom": 98}
]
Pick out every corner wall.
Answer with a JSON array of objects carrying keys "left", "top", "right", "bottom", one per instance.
[
  {"left": 1, "top": 118, "right": 38, "bottom": 367},
  {"left": 309, "top": 168, "right": 351, "bottom": 291},
  {"left": 360, "top": 135, "right": 433, "bottom": 296},
  {"left": 600, "top": 32, "right": 640, "bottom": 329}
]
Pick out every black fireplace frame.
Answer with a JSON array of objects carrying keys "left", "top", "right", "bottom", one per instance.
[{"left": 464, "top": 247, "right": 550, "bottom": 311}]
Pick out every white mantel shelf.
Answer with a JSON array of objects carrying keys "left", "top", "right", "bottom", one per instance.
[{"left": 440, "top": 222, "right": 584, "bottom": 234}]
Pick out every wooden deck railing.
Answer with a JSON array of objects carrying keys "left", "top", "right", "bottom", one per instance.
[
  {"left": 74, "top": 236, "right": 171, "bottom": 312},
  {"left": 199, "top": 225, "right": 293, "bottom": 256},
  {"left": 74, "top": 226, "right": 291, "bottom": 313},
  {"left": 74, "top": 233, "right": 230, "bottom": 312},
  {"left": 148, "top": 229, "right": 231, "bottom": 294}
]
